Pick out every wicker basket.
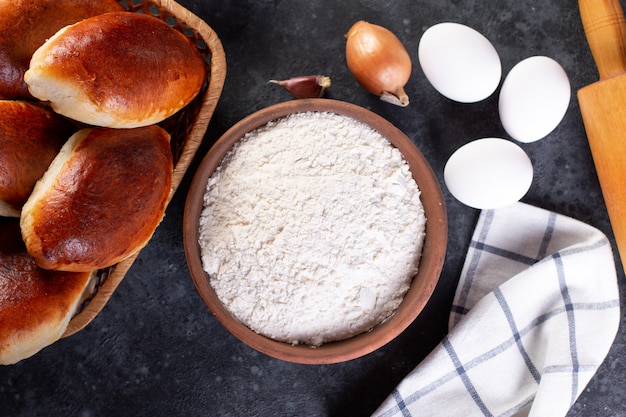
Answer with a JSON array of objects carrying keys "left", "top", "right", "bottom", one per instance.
[{"left": 61, "top": 0, "right": 226, "bottom": 337}]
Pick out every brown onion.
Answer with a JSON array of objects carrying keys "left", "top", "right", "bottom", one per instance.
[{"left": 345, "top": 21, "right": 411, "bottom": 107}]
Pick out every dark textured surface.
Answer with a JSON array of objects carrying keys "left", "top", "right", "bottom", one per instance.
[{"left": 1, "top": 0, "right": 625, "bottom": 416}]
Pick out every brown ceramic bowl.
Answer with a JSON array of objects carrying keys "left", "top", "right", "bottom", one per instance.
[{"left": 183, "top": 99, "right": 447, "bottom": 364}]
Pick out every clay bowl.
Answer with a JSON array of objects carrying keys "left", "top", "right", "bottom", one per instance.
[{"left": 183, "top": 99, "right": 447, "bottom": 364}]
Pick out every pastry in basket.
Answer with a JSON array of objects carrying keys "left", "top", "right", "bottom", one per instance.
[
  {"left": 0, "top": 217, "right": 95, "bottom": 365},
  {"left": 0, "top": 100, "right": 76, "bottom": 217},
  {"left": 0, "top": 0, "right": 124, "bottom": 99},
  {"left": 20, "top": 125, "right": 173, "bottom": 272},
  {"left": 24, "top": 11, "right": 208, "bottom": 128}
]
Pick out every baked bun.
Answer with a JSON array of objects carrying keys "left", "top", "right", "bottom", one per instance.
[
  {"left": 0, "top": 0, "right": 124, "bottom": 99},
  {"left": 21, "top": 125, "right": 173, "bottom": 272},
  {"left": 25, "top": 12, "right": 207, "bottom": 128},
  {"left": 0, "top": 218, "right": 94, "bottom": 365},
  {"left": 0, "top": 100, "right": 75, "bottom": 217}
]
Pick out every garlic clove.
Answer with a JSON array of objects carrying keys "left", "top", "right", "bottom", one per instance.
[{"left": 269, "top": 75, "right": 331, "bottom": 99}]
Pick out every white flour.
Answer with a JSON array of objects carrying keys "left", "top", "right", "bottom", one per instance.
[{"left": 199, "top": 111, "right": 426, "bottom": 346}]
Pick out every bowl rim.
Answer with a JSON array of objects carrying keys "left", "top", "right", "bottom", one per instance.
[{"left": 183, "top": 98, "right": 447, "bottom": 364}]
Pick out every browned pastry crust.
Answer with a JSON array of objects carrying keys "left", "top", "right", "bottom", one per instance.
[
  {"left": 20, "top": 125, "right": 173, "bottom": 272},
  {"left": 0, "top": 218, "right": 94, "bottom": 365},
  {"left": 25, "top": 11, "right": 208, "bottom": 128},
  {"left": 0, "top": 100, "right": 75, "bottom": 217},
  {"left": 0, "top": 0, "right": 124, "bottom": 99}
]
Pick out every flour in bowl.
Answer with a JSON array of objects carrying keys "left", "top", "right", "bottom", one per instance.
[{"left": 198, "top": 111, "right": 426, "bottom": 346}]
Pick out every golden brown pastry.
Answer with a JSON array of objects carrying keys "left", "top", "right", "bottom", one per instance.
[
  {"left": 0, "top": 217, "right": 94, "bottom": 365},
  {"left": 20, "top": 125, "right": 173, "bottom": 272},
  {"left": 0, "top": 100, "right": 75, "bottom": 217},
  {"left": 0, "top": 0, "right": 124, "bottom": 99},
  {"left": 25, "top": 11, "right": 207, "bottom": 128}
]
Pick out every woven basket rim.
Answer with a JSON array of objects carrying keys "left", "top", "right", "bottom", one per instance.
[{"left": 62, "top": 0, "right": 226, "bottom": 337}]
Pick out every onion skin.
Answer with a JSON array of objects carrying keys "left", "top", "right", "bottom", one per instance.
[{"left": 345, "top": 21, "right": 411, "bottom": 107}]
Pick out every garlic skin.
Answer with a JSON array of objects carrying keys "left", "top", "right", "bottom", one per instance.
[
  {"left": 269, "top": 75, "right": 331, "bottom": 99},
  {"left": 345, "top": 21, "right": 411, "bottom": 107}
]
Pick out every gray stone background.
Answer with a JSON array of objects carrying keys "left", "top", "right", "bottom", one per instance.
[{"left": 1, "top": 0, "right": 624, "bottom": 416}]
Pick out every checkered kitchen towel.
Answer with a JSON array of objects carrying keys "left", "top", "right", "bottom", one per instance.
[{"left": 372, "top": 202, "right": 620, "bottom": 417}]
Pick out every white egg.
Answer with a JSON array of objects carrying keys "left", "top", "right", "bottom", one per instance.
[
  {"left": 444, "top": 138, "right": 533, "bottom": 209},
  {"left": 418, "top": 22, "right": 502, "bottom": 103},
  {"left": 499, "top": 56, "right": 571, "bottom": 143}
]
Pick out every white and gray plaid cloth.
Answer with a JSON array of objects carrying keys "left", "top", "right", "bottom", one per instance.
[{"left": 372, "top": 202, "right": 620, "bottom": 417}]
